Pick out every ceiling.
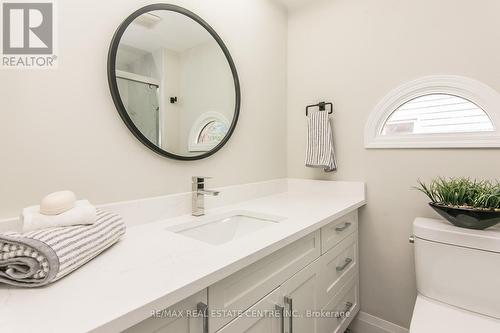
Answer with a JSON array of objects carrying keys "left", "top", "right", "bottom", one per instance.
[{"left": 119, "top": 10, "right": 213, "bottom": 54}]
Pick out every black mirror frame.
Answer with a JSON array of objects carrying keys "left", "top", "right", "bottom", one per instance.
[{"left": 107, "top": 4, "right": 241, "bottom": 161}]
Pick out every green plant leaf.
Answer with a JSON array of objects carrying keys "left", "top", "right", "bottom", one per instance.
[{"left": 414, "top": 177, "right": 500, "bottom": 210}]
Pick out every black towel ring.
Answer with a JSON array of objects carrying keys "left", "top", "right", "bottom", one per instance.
[{"left": 305, "top": 101, "right": 334, "bottom": 116}]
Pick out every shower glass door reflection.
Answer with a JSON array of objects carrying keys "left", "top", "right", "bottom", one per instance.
[{"left": 117, "top": 78, "right": 160, "bottom": 145}]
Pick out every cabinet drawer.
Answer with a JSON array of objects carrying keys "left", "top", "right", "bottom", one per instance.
[
  {"left": 318, "top": 233, "right": 358, "bottom": 306},
  {"left": 123, "top": 289, "right": 207, "bottom": 333},
  {"left": 209, "top": 230, "right": 321, "bottom": 333},
  {"left": 321, "top": 210, "right": 358, "bottom": 254},
  {"left": 317, "top": 276, "right": 360, "bottom": 333}
]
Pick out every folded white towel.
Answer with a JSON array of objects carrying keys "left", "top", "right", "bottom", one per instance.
[
  {"left": 21, "top": 200, "right": 97, "bottom": 232},
  {"left": 1, "top": 210, "right": 125, "bottom": 287},
  {"left": 305, "top": 110, "right": 337, "bottom": 172}
]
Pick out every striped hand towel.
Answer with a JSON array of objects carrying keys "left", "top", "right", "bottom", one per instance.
[
  {"left": 305, "top": 110, "right": 337, "bottom": 172},
  {"left": 0, "top": 210, "right": 125, "bottom": 287}
]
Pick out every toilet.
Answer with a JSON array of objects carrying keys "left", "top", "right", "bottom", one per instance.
[{"left": 410, "top": 217, "right": 500, "bottom": 332}]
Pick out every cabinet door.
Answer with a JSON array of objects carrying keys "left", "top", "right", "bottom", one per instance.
[
  {"left": 280, "top": 259, "right": 321, "bottom": 333},
  {"left": 216, "top": 288, "right": 283, "bottom": 333},
  {"left": 123, "top": 290, "right": 207, "bottom": 333}
]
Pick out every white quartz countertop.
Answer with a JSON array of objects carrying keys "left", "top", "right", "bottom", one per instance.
[{"left": 0, "top": 179, "right": 365, "bottom": 333}]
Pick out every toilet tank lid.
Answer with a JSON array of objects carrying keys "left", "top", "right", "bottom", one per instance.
[{"left": 414, "top": 217, "right": 500, "bottom": 253}]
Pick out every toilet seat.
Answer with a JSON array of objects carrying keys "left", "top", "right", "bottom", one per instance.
[{"left": 410, "top": 295, "right": 500, "bottom": 333}]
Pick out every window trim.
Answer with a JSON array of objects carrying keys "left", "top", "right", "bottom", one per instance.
[{"left": 364, "top": 75, "right": 500, "bottom": 148}]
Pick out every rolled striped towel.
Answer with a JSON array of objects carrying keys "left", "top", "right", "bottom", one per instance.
[
  {"left": 305, "top": 110, "right": 337, "bottom": 172},
  {"left": 0, "top": 210, "right": 125, "bottom": 287}
]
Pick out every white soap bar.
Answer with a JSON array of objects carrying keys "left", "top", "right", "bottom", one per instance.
[{"left": 40, "top": 191, "right": 76, "bottom": 216}]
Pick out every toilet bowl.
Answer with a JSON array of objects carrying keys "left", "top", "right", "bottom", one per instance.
[{"left": 409, "top": 217, "right": 500, "bottom": 333}]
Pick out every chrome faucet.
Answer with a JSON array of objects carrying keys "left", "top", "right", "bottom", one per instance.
[{"left": 192, "top": 177, "right": 220, "bottom": 216}]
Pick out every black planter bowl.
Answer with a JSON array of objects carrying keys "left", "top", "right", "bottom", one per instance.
[{"left": 429, "top": 203, "right": 500, "bottom": 230}]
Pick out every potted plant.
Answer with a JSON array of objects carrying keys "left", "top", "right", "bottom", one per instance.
[{"left": 415, "top": 177, "right": 500, "bottom": 230}]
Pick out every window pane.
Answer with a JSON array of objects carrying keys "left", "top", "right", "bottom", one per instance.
[
  {"left": 197, "top": 120, "right": 229, "bottom": 144},
  {"left": 381, "top": 94, "right": 494, "bottom": 135}
]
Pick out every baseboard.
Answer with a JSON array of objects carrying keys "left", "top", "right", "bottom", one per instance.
[{"left": 348, "top": 311, "right": 409, "bottom": 333}]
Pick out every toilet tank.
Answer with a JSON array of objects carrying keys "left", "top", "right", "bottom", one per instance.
[{"left": 413, "top": 217, "right": 500, "bottom": 319}]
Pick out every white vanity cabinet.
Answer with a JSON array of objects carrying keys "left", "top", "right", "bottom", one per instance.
[
  {"left": 126, "top": 209, "right": 359, "bottom": 333},
  {"left": 208, "top": 230, "right": 321, "bottom": 332},
  {"left": 211, "top": 209, "right": 359, "bottom": 333}
]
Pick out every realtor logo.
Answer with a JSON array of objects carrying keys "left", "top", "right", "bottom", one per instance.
[{"left": 1, "top": 0, "right": 57, "bottom": 68}]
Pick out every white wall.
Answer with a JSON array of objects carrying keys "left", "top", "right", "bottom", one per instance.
[
  {"left": 178, "top": 41, "right": 235, "bottom": 155},
  {"left": 287, "top": 0, "right": 500, "bottom": 328},
  {"left": 162, "top": 49, "right": 181, "bottom": 152},
  {"left": 0, "top": 0, "right": 287, "bottom": 219}
]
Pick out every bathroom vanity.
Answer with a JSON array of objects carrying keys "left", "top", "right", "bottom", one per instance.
[
  {"left": 127, "top": 211, "right": 359, "bottom": 333},
  {"left": 0, "top": 179, "right": 365, "bottom": 333}
]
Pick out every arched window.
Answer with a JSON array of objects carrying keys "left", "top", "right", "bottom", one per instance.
[
  {"left": 197, "top": 120, "right": 229, "bottom": 145},
  {"left": 189, "top": 112, "right": 230, "bottom": 152},
  {"left": 365, "top": 76, "right": 500, "bottom": 148}
]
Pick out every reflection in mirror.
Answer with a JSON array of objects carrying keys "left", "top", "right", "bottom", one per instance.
[
  {"left": 188, "top": 112, "right": 229, "bottom": 152},
  {"left": 382, "top": 94, "right": 494, "bottom": 135},
  {"left": 111, "top": 7, "right": 239, "bottom": 159}
]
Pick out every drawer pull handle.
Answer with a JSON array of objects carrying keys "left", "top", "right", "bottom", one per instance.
[
  {"left": 344, "top": 301, "right": 353, "bottom": 312},
  {"left": 335, "top": 222, "right": 351, "bottom": 232},
  {"left": 336, "top": 258, "right": 353, "bottom": 272},
  {"left": 338, "top": 301, "right": 354, "bottom": 319},
  {"left": 284, "top": 296, "right": 293, "bottom": 333},
  {"left": 275, "top": 304, "right": 285, "bottom": 333},
  {"left": 197, "top": 302, "right": 208, "bottom": 333}
]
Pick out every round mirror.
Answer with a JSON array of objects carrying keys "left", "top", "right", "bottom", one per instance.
[{"left": 108, "top": 4, "right": 240, "bottom": 160}]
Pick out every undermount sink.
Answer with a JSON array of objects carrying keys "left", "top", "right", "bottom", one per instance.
[{"left": 166, "top": 210, "right": 284, "bottom": 245}]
